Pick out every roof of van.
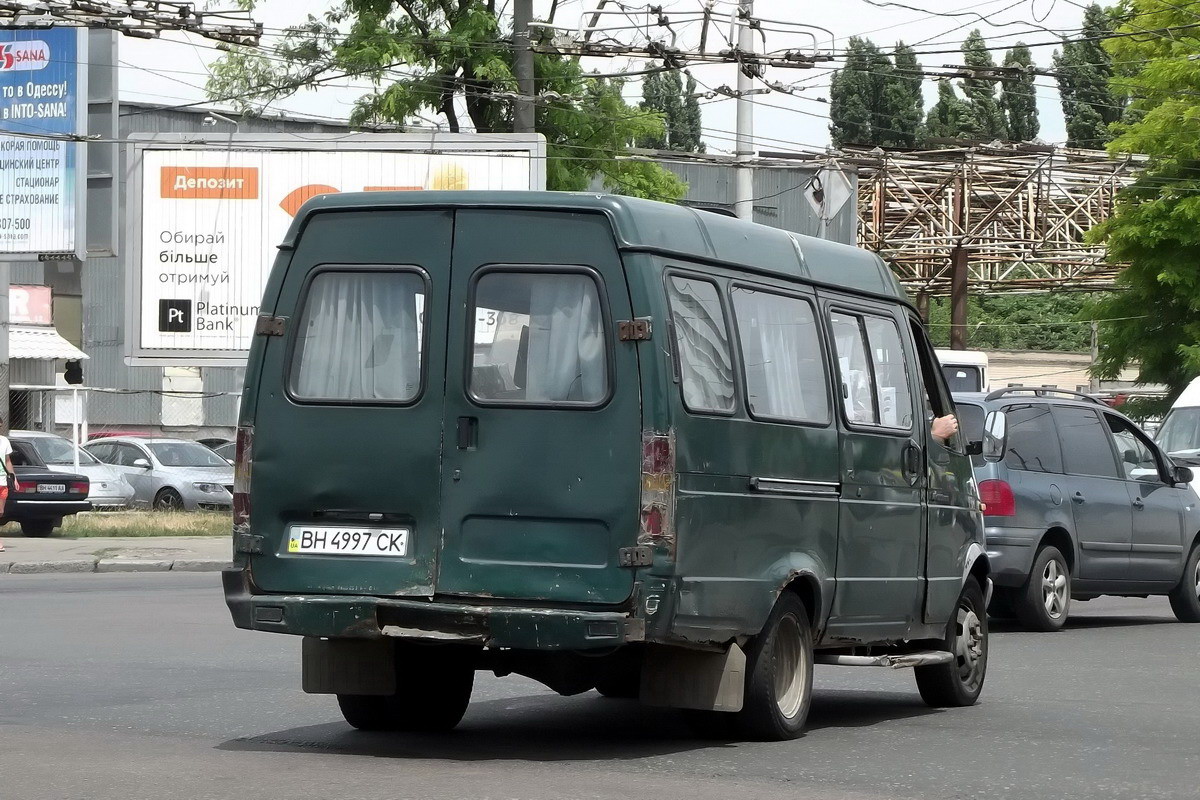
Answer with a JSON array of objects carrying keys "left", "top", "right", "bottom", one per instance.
[
  {"left": 287, "top": 191, "right": 911, "bottom": 304},
  {"left": 1174, "top": 377, "right": 1200, "bottom": 409}
]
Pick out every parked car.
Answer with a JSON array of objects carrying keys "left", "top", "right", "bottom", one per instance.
[
  {"left": 197, "top": 437, "right": 232, "bottom": 450},
  {"left": 224, "top": 191, "right": 991, "bottom": 740},
  {"left": 1, "top": 439, "right": 90, "bottom": 537},
  {"left": 86, "top": 430, "right": 150, "bottom": 441},
  {"left": 955, "top": 388, "right": 1200, "bottom": 630},
  {"left": 83, "top": 436, "right": 233, "bottom": 511},
  {"left": 210, "top": 441, "right": 235, "bottom": 463},
  {"left": 12, "top": 430, "right": 136, "bottom": 509}
]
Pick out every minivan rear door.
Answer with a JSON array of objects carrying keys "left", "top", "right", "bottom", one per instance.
[
  {"left": 248, "top": 209, "right": 453, "bottom": 596},
  {"left": 435, "top": 210, "right": 641, "bottom": 605}
]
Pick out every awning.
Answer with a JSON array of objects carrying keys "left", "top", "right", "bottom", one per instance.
[{"left": 8, "top": 325, "right": 89, "bottom": 361}]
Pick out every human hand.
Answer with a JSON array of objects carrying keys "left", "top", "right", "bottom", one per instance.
[{"left": 931, "top": 414, "right": 958, "bottom": 443}]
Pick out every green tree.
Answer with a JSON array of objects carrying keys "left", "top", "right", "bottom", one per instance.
[
  {"left": 637, "top": 69, "right": 704, "bottom": 152},
  {"left": 829, "top": 37, "right": 923, "bottom": 148},
  {"left": 959, "top": 30, "right": 1007, "bottom": 140},
  {"left": 890, "top": 42, "right": 924, "bottom": 147},
  {"left": 1084, "top": 1, "right": 1200, "bottom": 405},
  {"left": 207, "top": 0, "right": 685, "bottom": 200},
  {"left": 923, "top": 79, "right": 972, "bottom": 141},
  {"left": 1053, "top": 3, "right": 1124, "bottom": 149},
  {"left": 926, "top": 294, "right": 1098, "bottom": 351},
  {"left": 1001, "top": 43, "right": 1039, "bottom": 141}
]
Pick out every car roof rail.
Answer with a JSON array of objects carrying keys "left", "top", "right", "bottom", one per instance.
[{"left": 984, "top": 385, "right": 1106, "bottom": 406}]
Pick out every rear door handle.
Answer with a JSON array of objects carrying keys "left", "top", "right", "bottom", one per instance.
[
  {"left": 1072, "top": 491, "right": 1086, "bottom": 504},
  {"left": 456, "top": 416, "right": 478, "bottom": 450}
]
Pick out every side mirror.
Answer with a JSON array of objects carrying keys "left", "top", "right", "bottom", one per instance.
[
  {"left": 1174, "top": 465, "right": 1194, "bottom": 485},
  {"left": 982, "top": 410, "right": 1007, "bottom": 462},
  {"left": 966, "top": 440, "right": 984, "bottom": 456},
  {"left": 133, "top": 458, "right": 151, "bottom": 469},
  {"left": 1122, "top": 449, "right": 1140, "bottom": 465}
]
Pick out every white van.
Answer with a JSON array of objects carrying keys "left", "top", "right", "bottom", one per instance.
[
  {"left": 1156, "top": 377, "right": 1200, "bottom": 468},
  {"left": 936, "top": 349, "right": 989, "bottom": 393}
]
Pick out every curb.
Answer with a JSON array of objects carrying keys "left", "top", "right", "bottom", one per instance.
[{"left": 1, "top": 559, "right": 232, "bottom": 575}]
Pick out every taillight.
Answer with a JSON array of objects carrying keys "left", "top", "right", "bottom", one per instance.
[
  {"left": 233, "top": 424, "right": 253, "bottom": 530},
  {"left": 639, "top": 432, "right": 676, "bottom": 556},
  {"left": 70, "top": 480, "right": 89, "bottom": 495},
  {"left": 979, "top": 479, "right": 1016, "bottom": 517}
]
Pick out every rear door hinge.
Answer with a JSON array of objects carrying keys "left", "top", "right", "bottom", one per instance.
[
  {"left": 255, "top": 315, "right": 287, "bottom": 337},
  {"left": 618, "top": 318, "right": 652, "bottom": 341},
  {"left": 235, "top": 533, "right": 265, "bottom": 555},
  {"left": 618, "top": 545, "right": 654, "bottom": 568}
]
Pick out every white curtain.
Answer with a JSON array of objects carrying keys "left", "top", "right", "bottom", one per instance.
[
  {"left": 524, "top": 274, "right": 606, "bottom": 402},
  {"left": 293, "top": 272, "right": 423, "bottom": 401},
  {"left": 748, "top": 294, "right": 827, "bottom": 422},
  {"left": 667, "top": 278, "right": 736, "bottom": 412}
]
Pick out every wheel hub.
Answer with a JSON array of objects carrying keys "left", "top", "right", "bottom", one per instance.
[
  {"left": 773, "top": 613, "right": 810, "bottom": 720},
  {"left": 1041, "top": 558, "right": 1068, "bottom": 620},
  {"left": 955, "top": 606, "right": 985, "bottom": 693}
]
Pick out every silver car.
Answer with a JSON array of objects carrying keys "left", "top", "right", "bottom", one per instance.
[
  {"left": 83, "top": 436, "right": 234, "bottom": 511},
  {"left": 12, "top": 430, "right": 136, "bottom": 509}
]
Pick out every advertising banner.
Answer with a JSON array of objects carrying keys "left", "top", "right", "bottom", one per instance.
[
  {"left": 0, "top": 27, "right": 86, "bottom": 259},
  {"left": 128, "top": 135, "right": 545, "bottom": 365}
]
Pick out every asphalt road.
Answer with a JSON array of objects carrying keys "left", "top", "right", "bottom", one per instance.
[{"left": 2, "top": 574, "right": 1197, "bottom": 800}]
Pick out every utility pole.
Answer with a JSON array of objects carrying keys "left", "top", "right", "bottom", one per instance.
[
  {"left": 513, "top": 0, "right": 536, "bottom": 134},
  {"left": 950, "top": 168, "right": 969, "bottom": 350},
  {"left": 734, "top": 0, "right": 754, "bottom": 220}
]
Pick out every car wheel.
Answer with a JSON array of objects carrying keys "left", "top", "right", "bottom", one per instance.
[
  {"left": 19, "top": 519, "right": 56, "bottom": 538},
  {"left": 1168, "top": 542, "right": 1200, "bottom": 623},
  {"left": 736, "top": 591, "right": 815, "bottom": 741},
  {"left": 338, "top": 646, "right": 475, "bottom": 733},
  {"left": 594, "top": 668, "right": 641, "bottom": 699},
  {"left": 915, "top": 577, "right": 988, "bottom": 707},
  {"left": 1014, "top": 545, "right": 1070, "bottom": 631},
  {"left": 154, "top": 488, "right": 185, "bottom": 511}
]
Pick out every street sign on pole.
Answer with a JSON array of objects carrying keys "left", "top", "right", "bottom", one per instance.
[{"left": 0, "top": 27, "right": 88, "bottom": 261}]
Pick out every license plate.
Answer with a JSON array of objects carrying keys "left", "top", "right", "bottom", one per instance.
[
  {"left": 286, "top": 525, "right": 409, "bottom": 557},
  {"left": 37, "top": 483, "right": 66, "bottom": 494}
]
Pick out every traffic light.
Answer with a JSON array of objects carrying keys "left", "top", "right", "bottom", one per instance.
[{"left": 64, "top": 360, "right": 83, "bottom": 385}]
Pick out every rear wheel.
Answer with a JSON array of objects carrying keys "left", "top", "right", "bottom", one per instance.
[
  {"left": 337, "top": 647, "right": 475, "bottom": 733},
  {"left": 154, "top": 488, "right": 184, "bottom": 511},
  {"left": 1014, "top": 546, "right": 1070, "bottom": 631},
  {"left": 19, "top": 519, "right": 55, "bottom": 538},
  {"left": 594, "top": 669, "right": 641, "bottom": 699},
  {"left": 916, "top": 577, "right": 988, "bottom": 707},
  {"left": 735, "top": 592, "right": 815, "bottom": 741},
  {"left": 1168, "top": 543, "right": 1200, "bottom": 623}
]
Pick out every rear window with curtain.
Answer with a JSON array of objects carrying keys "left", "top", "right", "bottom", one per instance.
[
  {"left": 290, "top": 270, "right": 426, "bottom": 403},
  {"left": 666, "top": 275, "right": 736, "bottom": 414}
]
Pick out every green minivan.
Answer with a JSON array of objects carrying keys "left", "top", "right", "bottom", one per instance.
[{"left": 224, "top": 192, "right": 990, "bottom": 741}]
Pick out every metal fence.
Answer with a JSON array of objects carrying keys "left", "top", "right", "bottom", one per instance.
[{"left": 8, "top": 385, "right": 241, "bottom": 444}]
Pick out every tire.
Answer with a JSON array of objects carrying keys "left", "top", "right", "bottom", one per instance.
[
  {"left": 1168, "top": 543, "right": 1200, "bottom": 623},
  {"left": 736, "top": 592, "right": 815, "bottom": 741},
  {"left": 19, "top": 519, "right": 55, "bottom": 538},
  {"left": 594, "top": 669, "right": 640, "bottom": 699},
  {"left": 154, "top": 488, "right": 184, "bottom": 511},
  {"left": 1013, "top": 545, "right": 1071, "bottom": 631},
  {"left": 987, "top": 586, "right": 1017, "bottom": 619},
  {"left": 337, "top": 646, "right": 475, "bottom": 733},
  {"left": 916, "top": 577, "right": 989, "bottom": 708}
]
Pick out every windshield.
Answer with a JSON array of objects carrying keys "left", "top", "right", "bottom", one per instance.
[
  {"left": 941, "top": 365, "right": 983, "bottom": 393},
  {"left": 146, "top": 441, "right": 230, "bottom": 468},
  {"left": 956, "top": 402, "right": 986, "bottom": 444},
  {"left": 1156, "top": 407, "right": 1200, "bottom": 460},
  {"left": 26, "top": 436, "right": 101, "bottom": 466}
]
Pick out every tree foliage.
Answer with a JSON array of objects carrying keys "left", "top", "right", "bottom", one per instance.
[
  {"left": 207, "top": 0, "right": 686, "bottom": 200},
  {"left": 959, "top": 30, "right": 1007, "bottom": 140},
  {"left": 1001, "top": 43, "right": 1039, "bottom": 142},
  {"left": 1085, "top": 0, "right": 1200, "bottom": 403},
  {"left": 637, "top": 69, "right": 704, "bottom": 152},
  {"left": 829, "top": 37, "right": 923, "bottom": 148},
  {"left": 1053, "top": 3, "right": 1124, "bottom": 149},
  {"left": 923, "top": 79, "right": 972, "bottom": 141},
  {"left": 927, "top": 294, "right": 1098, "bottom": 351}
]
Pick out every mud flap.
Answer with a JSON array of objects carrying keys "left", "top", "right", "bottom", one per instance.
[
  {"left": 302, "top": 637, "right": 396, "bottom": 696},
  {"left": 639, "top": 643, "right": 746, "bottom": 712}
]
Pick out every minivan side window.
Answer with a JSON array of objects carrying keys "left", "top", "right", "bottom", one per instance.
[
  {"left": 666, "top": 275, "right": 736, "bottom": 414},
  {"left": 1002, "top": 404, "right": 1063, "bottom": 473},
  {"left": 1055, "top": 406, "right": 1121, "bottom": 479},
  {"left": 730, "top": 286, "right": 829, "bottom": 424},
  {"left": 830, "top": 311, "right": 913, "bottom": 430},
  {"left": 1106, "top": 414, "right": 1161, "bottom": 481},
  {"left": 291, "top": 270, "right": 426, "bottom": 403},
  {"left": 470, "top": 271, "right": 609, "bottom": 405}
]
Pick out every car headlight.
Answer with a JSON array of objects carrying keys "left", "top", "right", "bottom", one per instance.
[{"left": 192, "top": 482, "right": 224, "bottom": 493}]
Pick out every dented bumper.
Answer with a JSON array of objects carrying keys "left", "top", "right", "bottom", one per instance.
[{"left": 223, "top": 568, "right": 640, "bottom": 651}]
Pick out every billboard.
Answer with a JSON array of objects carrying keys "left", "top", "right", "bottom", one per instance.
[
  {"left": 0, "top": 27, "right": 87, "bottom": 259},
  {"left": 127, "top": 134, "right": 546, "bottom": 366}
]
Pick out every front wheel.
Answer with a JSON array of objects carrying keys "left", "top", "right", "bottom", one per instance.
[
  {"left": 1014, "top": 545, "right": 1071, "bottom": 631},
  {"left": 916, "top": 577, "right": 988, "bottom": 707},
  {"left": 154, "top": 488, "right": 185, "bottom": 511},
  {"left": 1168, "top": 543, "right": 1200, "bottom": 623}
]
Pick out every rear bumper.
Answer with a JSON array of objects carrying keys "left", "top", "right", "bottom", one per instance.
[
  {"left": 984, "top": 525, "right": 1040, "bottom": 588},
  {"left": 3, "top": 499, "right": 91, "bottom": 521},
  {"left": 223, "top": 568, "right": 640, "bottom": 651}
]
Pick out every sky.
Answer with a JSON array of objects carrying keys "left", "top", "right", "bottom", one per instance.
[{"left": 117, "top": 0, "right": 1096, "bottom": 153}]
